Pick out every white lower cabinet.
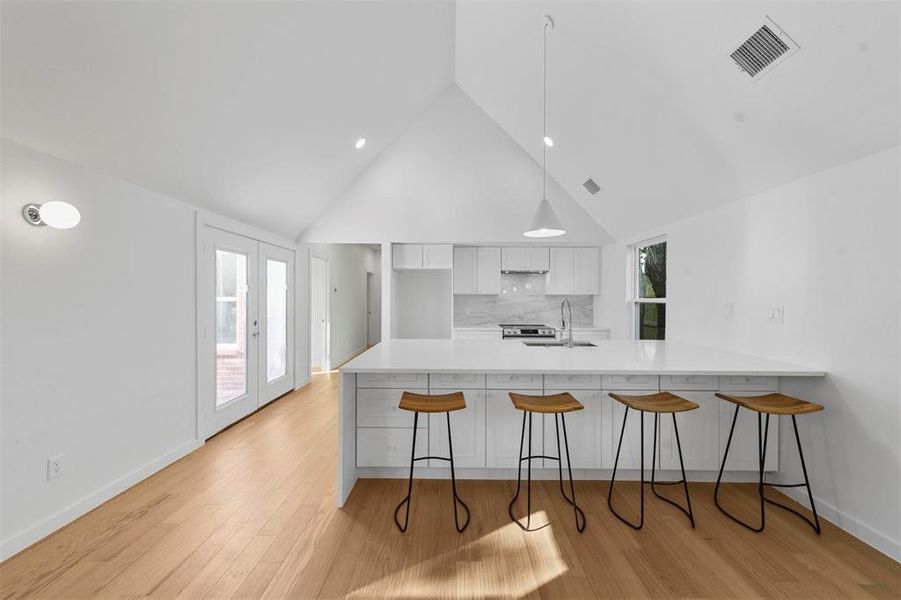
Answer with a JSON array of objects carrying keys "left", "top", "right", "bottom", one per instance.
[
  {"left": 603, "top": 391, "right": 659, "bottom": 470},
  {"left": 486, "top": 390, "right": 542, "bottom": 467},
  {"left": 542, "top": 389, "right": 603, "bottom": 469},
  {"left": 357, "top": 427, "right": 427, "bottom": 467},
  {"left": 428, "top": 389, "right": 486, "bottom": 468},
  {"left": 658, "top": 391, "right": 721, "bottom": 471},
  {"left": 356, "top": 388, "right": 428, "bottom": 428}
]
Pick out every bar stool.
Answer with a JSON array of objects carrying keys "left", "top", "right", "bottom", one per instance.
[
  {"left": 394, "top": 391, "right": 471, "bottom": 533},
  {"left": 508, "top": 392, "right": 586, "bottom": 533},
  {"left": 715, "top": 392, "right": 823, "bottom": 534},
  {"left": 608, "top": 391, "right": 698, "bottom": 529}
]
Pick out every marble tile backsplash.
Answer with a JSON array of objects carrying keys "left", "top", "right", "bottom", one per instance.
[{"left": 454, "top": 274, "right": 594, "bottom": 327}]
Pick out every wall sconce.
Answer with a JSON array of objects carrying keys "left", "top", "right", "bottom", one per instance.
[{"left": 22, "top": 201, "right": 81, "bottom": 229}]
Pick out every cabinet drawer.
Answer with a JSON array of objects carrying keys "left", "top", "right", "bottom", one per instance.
[
  {"left": 357, "top": 428, "right": 427, "bottom": 467},
  {"left": 660, "top": 375, "right": 717, "bottom": 391},
  {"left": 603, "top": 374, "right": 659, "bottom": 390},
  {"left": 717, "top": 376, "right": 778, "bottom": 391},
  {"left": 357, "top": 388, "right": 428, "bottom": 428},
  {"left": 430, "top": 372, "right": 486, "bottom": 389},
  {"left": 357, "top": 372, "right": 428, "bottom": 389},
  {"left": 544, "top": 374, "right": 601, "bottom": 390},
  {"left": 486, "top": 373, "right": 543, "bottom": 390}
]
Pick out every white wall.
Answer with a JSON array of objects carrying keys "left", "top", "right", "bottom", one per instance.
[
  {"left": 599, "top": 146, "right": 900, "bottom": 558},
  {"left": 393, "top": 271, "right": 452, "bottom": 339},
  {"left": 308, "top": 244, "right": 380, "bottom": 367},
  {"left": 0, "top": 140, "right": 200, "bottom": 559},
  {"left": 300, "top": 85, "right": 613, "bottom": 245}
]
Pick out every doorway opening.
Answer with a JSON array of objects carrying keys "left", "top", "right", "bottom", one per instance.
[{"left": 311, "top": 256, "right": 330, "bottom": 372}]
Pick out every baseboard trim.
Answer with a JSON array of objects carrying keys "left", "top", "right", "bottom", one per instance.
[
  {"left": 779, "top": 487, "right": 900, "bottom": 562},
  {"left": 294, "top": 375, "right": 311, "bottom": 391},
  {"left": 0, "top": 438, "right": 203, "bottom": 562}
]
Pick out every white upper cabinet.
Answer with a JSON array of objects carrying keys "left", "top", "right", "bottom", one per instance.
[
  {"left": 476, "top": 247, "right": 501, "bottom": 294},
  {"left": 547, "top": 247, "right": 600, "bottom": 295},
  {"left": 423, "top": 244, "right": 453, "bottom": 269},
  {"left": 573, "top": 247, "right": 600, "bottom": 294},
  {"left": 453, "top": 247, "right": 500, "bottom": 294},
  {"left": 453, "top": 247, "right": 478, "bottom": 293},
  {"left": 393, "top": 244, "right": 452, "bottom": 271},
  {"left": 501, "top": 247, "right": 550, "bottom": 272}
]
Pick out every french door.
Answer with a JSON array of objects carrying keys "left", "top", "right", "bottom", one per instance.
[{"left": 198, "top": 226, "right": 294, "bottom": 438}]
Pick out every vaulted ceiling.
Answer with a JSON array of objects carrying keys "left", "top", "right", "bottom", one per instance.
[
  {"left": 1, "top": 1, "right": 455, "bottom": 238},
  {"left": 2, "top": 1, "right": 899, "bottom": 241},
  {"left": 455, "top": 0, "right": 901, "bottom": 239}
]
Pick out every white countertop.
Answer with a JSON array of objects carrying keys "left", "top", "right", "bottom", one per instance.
[{"left": 340, "top": 339, "right": 824, "bottom": 376}]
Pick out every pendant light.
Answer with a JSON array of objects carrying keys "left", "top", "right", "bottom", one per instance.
[{"left": 524, "top": 14, "right": 566, "bottom": 238}]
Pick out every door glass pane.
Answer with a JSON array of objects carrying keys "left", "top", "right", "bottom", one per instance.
[
  {"left": 637, "top": 241, "right": 667, "bottom": 298},
  {"left": 216, "top": 249, "right": 247, "bottom": 406},
  {"left": 266, "top": 259, "right": 288, "bottom": 382},
  {"left": 637, "top": 303, "right": 666, "bottom": 340}
]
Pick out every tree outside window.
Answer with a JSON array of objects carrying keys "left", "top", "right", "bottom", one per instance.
[{"left": 634, "top": 240, "right": 666, "bottom": 340}]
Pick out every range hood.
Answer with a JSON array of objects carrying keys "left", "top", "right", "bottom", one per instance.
[{"left": 501, "top": 269, "right": 549, "bottom": 275}]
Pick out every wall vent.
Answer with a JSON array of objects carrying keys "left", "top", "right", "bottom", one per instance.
[
  {"left": 730, "top": 17, "right": 799, "bottom": 80},
  {"left": 583, "top": 178, "right": 602, "bottom": 195}
]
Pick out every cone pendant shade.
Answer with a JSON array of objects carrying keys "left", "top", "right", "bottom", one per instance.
[{"left": 523, "top": 197, "right": 565, "bottom": 238}]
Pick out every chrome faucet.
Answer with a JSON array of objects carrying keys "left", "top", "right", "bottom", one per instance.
[{"left": 560, "top": 299, "right": 574, "bottom": 348}]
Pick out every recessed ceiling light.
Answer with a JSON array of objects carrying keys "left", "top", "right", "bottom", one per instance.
[
  {"left": 543, "top": 136, "right": 554, "bottom": 147},
  {"left": 355, "top": 137, "right": 366, "bottom": 150}
]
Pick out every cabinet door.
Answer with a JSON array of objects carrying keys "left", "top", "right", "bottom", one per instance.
[
  {"left": 357, "top": 428, "right": 428, "bottom": 467},
  {"left": 603, "top": 392, "right": 658, "bottom": 469},
  {"left": 393, "top": 244, "right": 422, "bottom": 270},
  {"left": 422, "top": 244, "right": 453, "bottom": 269},
  {"left": 718, "top": 399, "right": 779, "bottom": 471},
  {"left": 501, "top": 247, "right": 526, "bottom": 271},
  {"left": 658, "top": 391, "right": 720, "bottom": 471},
  {"left": 546, "top": 248, "right": 574, "bottom": 294},
  {"left": 542, "top": 390, "right": 603, "bottom": 469},
  {"left": 476, "top": 247, "right": 501, "bottom": 294},
  {"left": 429, "top": 390, "right": 486, "bottom": 468},
  {"left": 573, "top": 247, "right": 599, "bottom": 294},
  {"left": 486, "top": 390, "right": 542, "bottom": 467},
  {"left": 453, "top": 247, "right": 478, "bottom": 294},
  {"left": 528, "top": 247, "right": 550, "bottom": 272}
]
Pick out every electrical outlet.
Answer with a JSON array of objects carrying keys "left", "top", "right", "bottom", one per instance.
[
  {"left": 47, "top": 453, "right": 65, "bottom": 480},
  {"left": 767, "top": 305, "right": 784, "bottom": 325}
]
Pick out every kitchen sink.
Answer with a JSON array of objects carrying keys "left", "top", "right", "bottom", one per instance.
[{"left": 522, "top": 341, "right": 596, "bottom": 348}]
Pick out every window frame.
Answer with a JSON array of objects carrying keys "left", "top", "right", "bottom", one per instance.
[{"left": 631, "top": 236, "right": 667, "bottom": 340}]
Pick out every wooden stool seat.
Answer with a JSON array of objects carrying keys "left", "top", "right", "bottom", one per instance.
[
  {"left": 715, "top": 392, "right": 824, "bottom": 416},
  {"left": 609, "top": 391, "right": 699, "bottom": 414},
  {"left": 509, "top": 392, "right": 584, "bottom": 414},
  {"left": 399, "top": 391, "right": 466, "bottom": 413}
]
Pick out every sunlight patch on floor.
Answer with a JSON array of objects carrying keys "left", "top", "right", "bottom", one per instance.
[{"left": 346, "top": 511, "right": 568, "bottom": 598}]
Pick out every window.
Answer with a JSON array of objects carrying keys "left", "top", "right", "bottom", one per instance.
[{"left": 633, "top": 239, "right": 666, "bottom": 340}]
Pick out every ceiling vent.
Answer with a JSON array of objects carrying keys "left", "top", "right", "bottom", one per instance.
[
  {"left": 583, "top": 178, "right": 602, "bottom": 195},
  {"left": 730, "top": 17, "right": 799, "bottom": 80}
]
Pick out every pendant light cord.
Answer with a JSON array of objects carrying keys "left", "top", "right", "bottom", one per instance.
[{"left": 542, "top": 16, "right": 550, "bottom": 201}]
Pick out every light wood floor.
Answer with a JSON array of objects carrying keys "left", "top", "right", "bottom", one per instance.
[{"left": 2, "top": 372, "right": 898, "bottom": 599}]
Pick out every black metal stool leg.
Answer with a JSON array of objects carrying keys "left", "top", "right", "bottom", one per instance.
[
  {"left": 761, "top": 415, "right": 822, "bottom": 534},
  {"left": 608, "top": 407, "right": 644, "bottom": 529},
  {"left": 560, "top": 413, "right": 586, "bottom": 532},
  {"left": 714, "top": 404, "right": 766, "bottom": 531},
  {"left": 445, "top": 411, "right": 471, "bottom": 533},
  {"left": 394, "top": 412, "right": 419, "bottom": 532},
  {"left": 509, "top": 410, "right": 532, "bottom": 530},
  {"left": 648, "top": 413, "right": 696, "bottom": 527}
]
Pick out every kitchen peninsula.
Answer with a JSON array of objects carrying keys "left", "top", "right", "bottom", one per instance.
[{"left": 337, "top": 339, "right": 824, "bottom": 505}]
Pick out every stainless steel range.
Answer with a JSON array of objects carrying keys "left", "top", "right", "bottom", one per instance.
[{"left": 500, "top": 323, "right": 556, "bottom": 340}]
